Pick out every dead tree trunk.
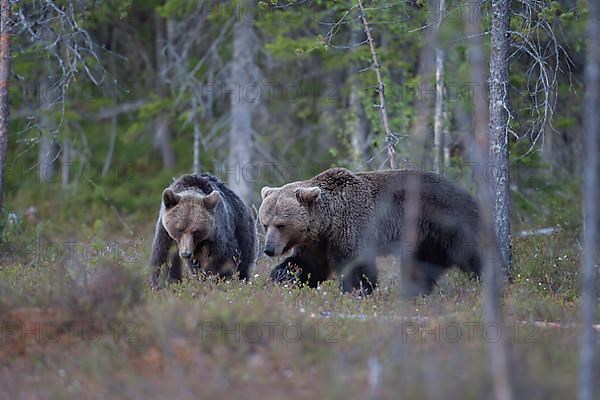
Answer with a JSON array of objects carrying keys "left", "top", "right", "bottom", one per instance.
[
  {"left": 578, "top": 0, "right": 600, "bottom": 398},
  {"left": 228, "top": 0, "right": 258, "bottom": 204},
  {"left": 489, "top": 0, "right": 512, "bottom": 274},
  {"left": 466, "top": 3, "right": 514, "bottom": 400},
  {"left": 357, "top": 0, "right": 396, "bottom": 169},
  {"left": 0, "top": 0, "right": 10, "bottom": 257}
]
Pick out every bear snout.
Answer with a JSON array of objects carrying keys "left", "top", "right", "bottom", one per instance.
[
  {"left": 264, "top": 246, "right": 275, "bottom": 257},
  {"left": 180, "top": 251, "right": 192, "bottom": 259}
]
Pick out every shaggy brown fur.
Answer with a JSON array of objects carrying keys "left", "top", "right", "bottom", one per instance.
[{"left": 259, "top": 168, "right": 483, "bottom": 295}]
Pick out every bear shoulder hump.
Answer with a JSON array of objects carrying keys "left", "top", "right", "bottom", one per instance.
[{"left": 314, "top": 168, "right": 361, "bottom": 189}]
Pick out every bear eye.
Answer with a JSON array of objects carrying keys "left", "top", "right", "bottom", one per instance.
[{"left": 275, "top": 224, "right": 285, "bottom": 229}]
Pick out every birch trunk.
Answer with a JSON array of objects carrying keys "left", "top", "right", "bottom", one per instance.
[
  {"left": 432, "top": 0, "right": 446, "bottom": 174},
  {"left": 442, "top": 107, "right": 451, "bottom": 165},
  {"left": 433, "top": 48, "right": 444, "bottom": 174}
]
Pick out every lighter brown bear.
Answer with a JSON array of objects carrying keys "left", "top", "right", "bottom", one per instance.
[{"left": 259, "top": 168, "right": 484, "bottom": 295}]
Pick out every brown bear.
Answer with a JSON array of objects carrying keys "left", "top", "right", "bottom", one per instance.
[
  {"left": 259, "top": 168, "right": 483, "bottom": 295},
  {"left": 149, "top": 173, "right": 257, "bottom": 288}
]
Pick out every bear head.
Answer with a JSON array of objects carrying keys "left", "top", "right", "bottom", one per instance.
[
  {"left": 161, "top": 188, "right": 221, "bottom": 261},
  {"left": 258, "top": 183, "right": 322, "bottom": 257}
]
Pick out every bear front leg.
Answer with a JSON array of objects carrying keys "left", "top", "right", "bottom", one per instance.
[
  {"left": 149, "top": 215, "right": 173, "bottom": 289},
  {"left": 401, "top": 260, "right": 445, "bottom": 298},
  {"left": 270, "top": 257, "right": 327, "bottom": 287},
  {"left": 236, "top": 261, "right": 251, "bottom": 281},
  {"left": 168, "top": 254, "right": 183, "bottom": 283},
  {"left": 270, "top": 257, "right": 305, "bottom": 284},
  {"left": 339, "top": 258, "right": 378, "bottom": 295}
]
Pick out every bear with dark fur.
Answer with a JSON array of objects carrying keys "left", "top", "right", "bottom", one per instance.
[
  {"left": 259, "top": 168, "right": 483, "bottom": 295},
  {"left": 149, "top": 173, "right": 257, "bottom": 288}
]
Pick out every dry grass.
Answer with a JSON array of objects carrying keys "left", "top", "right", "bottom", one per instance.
[{"left": 0, "top": 227, "right": 596, "bottom": 399}]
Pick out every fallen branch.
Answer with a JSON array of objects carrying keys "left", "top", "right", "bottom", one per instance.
[{"left": 516, "top": 227, "right": 557, "bottom": 238}]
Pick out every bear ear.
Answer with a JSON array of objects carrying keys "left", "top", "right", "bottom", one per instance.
[
  {"left": 295, "top": 187, "right": 321, "bottom": 205},
  {"left": 261, "top": 186, "right": 279, "bottom": 200},
  {"left": 203, "top": 191, "right": 221, "bottom": 211},
  {"left": 163, "top": 189, "right": 180, "bottom": 209}
]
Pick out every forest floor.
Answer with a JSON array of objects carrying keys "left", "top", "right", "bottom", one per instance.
[{"left": 0, "top": 220, "right": 597, "bottom": 399}]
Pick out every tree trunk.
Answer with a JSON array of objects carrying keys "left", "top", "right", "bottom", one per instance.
[
  {"left": 442, "top": 106, "right": 451, "bottom": 165},
  {"left": 38, "top": 133, "right": 58, "bottom": 182},
  {"left": 348, "top": 20, "right": 369, "bottom": 168},
  {"left": 228, "top": 0, "right": 258, "bottom": 204},
  {"left": 103, "top": 31, "right": 118, "bottom": 178},
  {"left": 154, "top": 13, "right": 176, "bottom": 170},
  {"left": 411, "top": 0, "right": 437, "bottom": 169},
  {"left": 348, "top": 18, "right": 370, "bottom": 169},
  {"left": 578, "top": 0, "right": 600, "bottom": 398},
  {"left": 192, "top": 95, "right": 201, "bottom": 174},
  {"left": 61, "top": 138, "right": 72, "bottom": 187},
  {"left": 38, "top": 28, "right": 59, "bottom": 183},
  {"left": 155, "top": 112, "right": 176, "bottom": 169},
  {"left": 433, "top": 48, "right": 444, "bottom": 174},
  {"left": 193, "top": 123, "right": 201, "bottom": 174},
  {"left": 466, "top": 3, "right": 514, "bottom": 400},
  {"left": 432, "top": 0, "right": 446, "bottom": 174},
  {"left": 103, "top": 113, "right": 117, "bottom": 177},
  {"left": 489, "top": 0, "right": 512, "bottom": 274},
  {"left": 433, "top": 0, "right": 450, "bottom": 173},
  {"left": 349, "top": 81, "right": 369, "bottom": 168},
  {"left": 0, "top": 0, "right": 10, "bottom": 257}
]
